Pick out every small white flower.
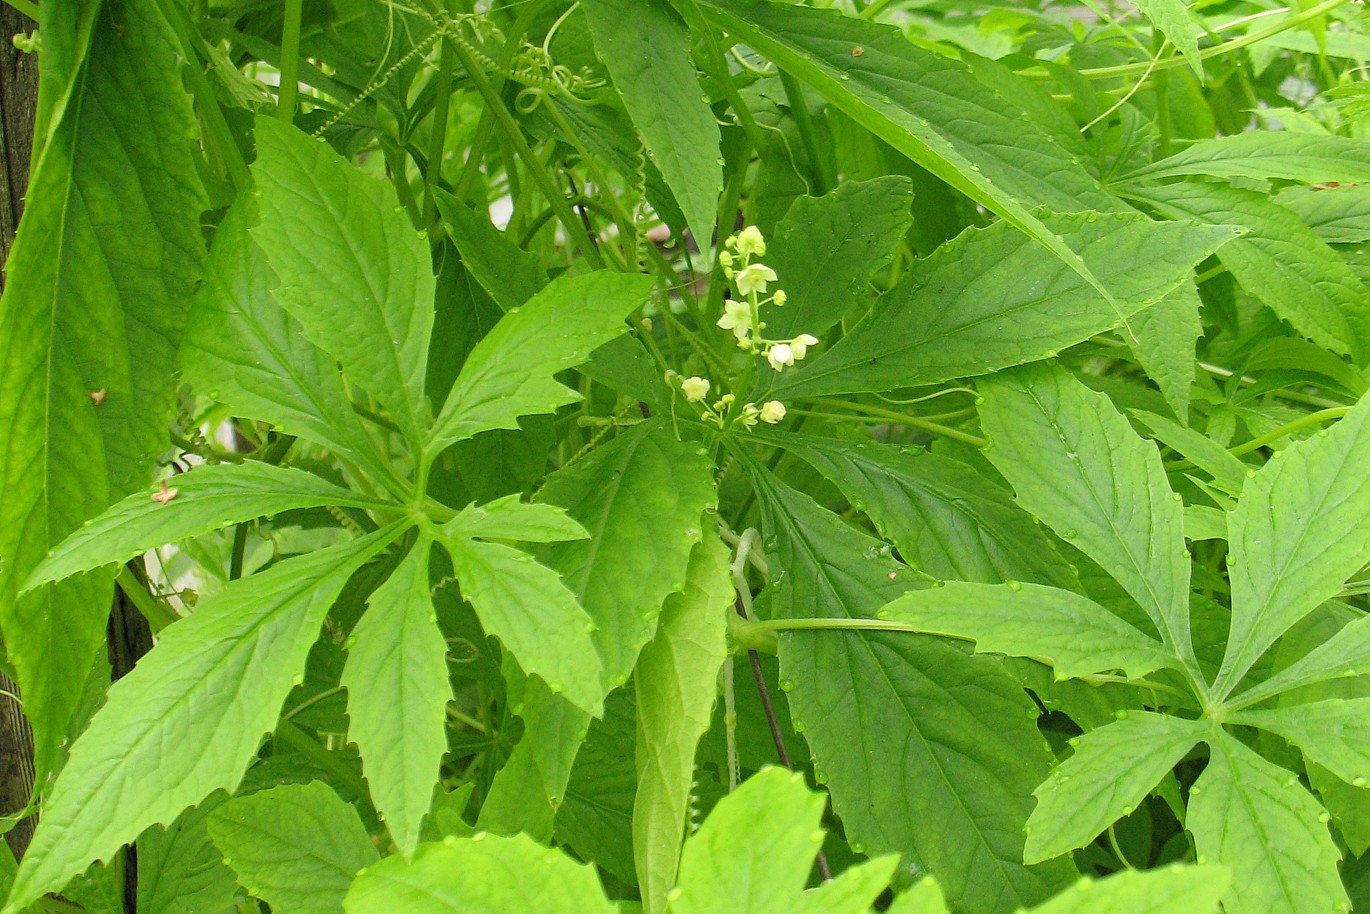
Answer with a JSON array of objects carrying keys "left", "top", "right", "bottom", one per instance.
[
  {"left": 718, "top": 250, "right": 734, "bottom": 268},
  {"left": 716, "top": 299, "right": 754, "bottom": 340},
  {"left": 767, "top": 343, "right": 796, "bottom": 372},
  {"left": 790, "top": 333, "right": 819, "bottom": 360},
  {"left": 739, "top": 402, "right": 761, "bottom": 428},
  {"left": 760, "top": 401, "right": 787, "bottom": 424},
  {"left": 772, "top": 289, "right": 787, "bottom": 307},
  {"left": 736, "top": 263, "right": 777, "bottom": 296},
  {"left": 735, "top": 225, "right": 767, "bottom": 257},
  {"left": 681, "top": 376, "right": 711, "bottom": 402}
]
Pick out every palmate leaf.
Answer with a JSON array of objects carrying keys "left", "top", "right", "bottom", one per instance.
[
  {"left": 634, "top": 535, "right": 733, "bottom": 914},
  {"left": 341, "top": 540, "right": 449, "bottom": 855},
  {"left": 206, "top": 782, "right": 378, "bottom": 914},
  {"left": 0, "top": 0, "right": 206, "bottom": 779},
  {"left": 750, "top": 465, "right": 1075, "bottom": 914},
  {"left": 772, "top": 213, "right": 1237, "bottom": 399},
  {"left": 135, "top": 800, "right": 239, "bottom": 914},
  {"left": 1131, "top": 182, "right": 1370, "bottom": 361},
  {"left": 1027, "top": 867, "right": 1227, "bottom": 914},
  {"left": 1123, "top": 132, "right": 1370, "bottom": 184},
  {"left": 1214, "top": 387, "right": 1370, "bottom": 696},
  {"left": 251, "top": 118, "right": 434, "bottom": 448},
  {"left": 1023, "top": 713, "right": 1203, "bottom": 863},
  {"left": 427, "top": 272, "right": 653, "bottom": 453},
  {"left": 441, "top": 495, "right": 587, "bottom": 544},
  {"left": 582, "top": 0, "right": 721, "bottom": 248},
  {"left": 2, "top": 528, "right": 400, "bottom": 914},
  {"left": 1129, "top": 281, "right": 1203, "bottom": 422},
  {"left": 477, "top": 422, "right": 716, "bottom": 836},
  {"left": 1230, "top": 614, "right": 1370, "bottom": 709},
  {"left": 761, "top": 176, "right": 915, "bottom": 342},
  {"left": 1233, "top": 699, "right": 1370, "bottom": 788},
  {"left": 555, "top": 690, "right": 637, "bottom": 883},
  {"left": 342, "top": 833, "right": 617, "bottom": 914},
  {"left": 877, "top": 582, "right": 1177, "bottom": 681},
  {"left": 672, "top": 767, "right": 894, "bottom": 914},
  {"left": 977, "top": 363, "right": 1199, "bottom": 680},
  {"left": 25, "top": 462, "right": 394, "bottom": 588},
  {"left": 765, "top": 431, "right": 1077, "bottom": 588},
  {"left": 181, "top": 199, "right": 395, "bottom": 484},
  {"left": 1188, "top": 729, "right": 1348, "bottom": 914},
  {"left": 693, "top": 0, "right": 1134, "bottom": 306},
  {"left": 1131, "top": 0, "right": 1203, "bottom": 74}
]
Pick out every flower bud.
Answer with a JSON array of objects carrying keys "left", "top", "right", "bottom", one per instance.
[{"left": 760, "top": 401, "right": 787, "bottom": 424}]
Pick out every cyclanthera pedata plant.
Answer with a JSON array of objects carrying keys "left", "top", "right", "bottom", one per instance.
[{"left": 3, "top": 0, "right": 1370, "bottom": 912}]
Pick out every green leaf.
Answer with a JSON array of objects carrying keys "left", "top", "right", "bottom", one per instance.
[
  {"left": 181, "top": 199, "right": 392, "bottom": 483},
  {"left": 1130, "top": 409, "right": 1249, "bottom": 494},
  {"left": 342, "top": 833, "right": 617, "bottom": 914},
  {"left": 1215, "top": 388, "right": 1370, "bottom": 696},
  {"left": 694, "top": 0, "right": 1131, "bottom": 306},
  {"left": 340, "top": 540, "right": 448, "bottom": 855},
  {"left": 1023, "top": 713, "right": 1203, "bottom": 863},
  {"left": 1129, "top": 281, "right": 1202, "bottom": 422},
  {"left": 791, "top": 857, "right": 901, "bottom": 914},
  {"left": 634, "top": 535, "right": 733, "bottom": 914},
  {"left": 1131, "top": 181, "right": 1370, "bottom": 362},
  {"left": 886, "top": 880, "right": 950, "bottom": 914},
  {"left": 877, "top": 582, "right": 1177, "bottom": 681},
  {"left": 767, "top": 431, "right": 1077, "bottom": 587},
  {"left": 773, "top": 213, "right": 1237, "bottom": 398},
  {"left": 761, "top": 177, "right": 915, "bottom": 341},
  {"left": 1188, "top": 729, "right": 1347, "bottom": 914},
  {"left": 206, "top": 782, "right": 379, "bottom": 914},
  {"left": 1233, "top": 699, "right": 1370, "bottom": 788},
  {"left": 428, "top": 272, "right": 652, "bottom": 453},
  {"left": 137, "top": 800, "right": 240, "bottom": 914},
  {"left": 1028, "top": 866, "right": 1228, "bottom": 914},
  {"left": 1131, "top": 0, "right": 1203, "bottom": 74},
  {"left": 1230, "top": 614, "right": 1370, "bottom": 709},
  {"left": 251, "top": 117, "right": 434, "bottom": 446},
  {"left": 751, "top": 467, "right": 1074, "bottom": 914},
  {"left": 1124, "top": 133, "right": 1370, "bottom": 184},
  {"left": 435, "top": 531, "right": 603, "bottom": 716},
  {"left": 1276, "top": 184, "right": 1370, "bottom": 244},
  {"left": 670, "top": 767, "right": 827, "bottom": 914},
  {"left": 0, "top": 0, "right": 206, "bottom": 779},
  {"left": 582, "top": 0, "right": 721, "bottom": 248},
  {"left": 433, "top": 191, "right": 549, "bottom": 311},
  {"left": 556, "top": 689, "right": 637, "bottom": 884},
  {"left": 977, "top": 363, "right": 1198, "bottom": 678},
  {"left": 443, "top": 495, "right": 588, "bottom": 544},
  {"left": 27, "top": 462, "right": 393, "bottom": 588},
  {"left": 3, "top": 529, "right": 399, "bottom": 914}
]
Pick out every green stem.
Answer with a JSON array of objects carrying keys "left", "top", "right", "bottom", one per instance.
[
  {"left": 274, "top": 719, "right": 371, "bottom": 801},
  {"left": 449, "top": 40, "right": 604, "bottom": 268},
  {"left": 2, "top": 0, "right": 39, "bottom": 21},
  {"left": 422, "top": 34, "right": 457, "bottom": 231},
  {"left": 116, "top": 566, "right": 180, "bottom": 633},
  {"left": 779, "top": 70, "right": 829, "bottom": 196},
  {"left": 1229, "top": 407, "right": 1351, "bottom": 456},
  {"left": 276, "top": 0, "right": 304, "bottom": 122},
  {"left": 807, "top": 397, "right": 987, "bottom": 446}
]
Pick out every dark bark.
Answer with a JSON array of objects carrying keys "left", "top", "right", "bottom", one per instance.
[
  {"left": 0, "top": 2, "right": 41, "bottom": 862},
  {"left": 108, "top": 570, "right": 154, "bottom": 914}
]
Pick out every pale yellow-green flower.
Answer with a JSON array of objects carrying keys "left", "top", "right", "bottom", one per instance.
[
  {"left": 735, "top": 225, "right": 767, "bottom": 257},
  {"left": 767, "top": 342, "right": 795, "bottom": 372},
  {"left": 759, "top": 401, "right": 787, "bottom": 424},
  {"left": 790, "top": 333, "right": 819, "bottom": 360},
  {"left": 681, "top": 376, "right": 711, "bottom": 402},
  {"left": 736, "top": 263, "right": 777, "bottom": 296},
  {"left": 716, "top": 299, "right": 754, "bottom": 340}
]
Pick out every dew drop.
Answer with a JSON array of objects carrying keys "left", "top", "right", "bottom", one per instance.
[
  {"left": 1006, "top": 580, "right": 1022, "bottom": 592},
  {"left": 780, "top": 679, "right": 795, "bottom": 692}
]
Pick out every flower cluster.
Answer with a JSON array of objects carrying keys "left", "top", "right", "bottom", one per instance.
[
  {"left": 715, "top": 227, "right": 819, "bottom": 377},
  {"left": 674, "top": 375, "right": 786, "bottom": 429}
]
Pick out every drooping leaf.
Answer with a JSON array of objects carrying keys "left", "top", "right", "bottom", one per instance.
[
  {"left": 877, "top": 582, "right": 1178, "bottom": 682},
  {"left": 206, "top": 781, "right": 379, "bottom": 914},
  {"left": 694, "top": 0, "right": 1131, "bottom": 303},
  {"left": 251, "top": 117, "right": 434, "bottom": 447},
  {"left": 1215, "top": 388, "right": 1370, "bottom": 696},
  {"left": 1129, "top": 281, "right": 1203, "bottom": 422},
  {"left": 341, "top": 540, "right": 449, "bottom": 855},
  {"left": 1028, "top": 866, "right": 1228, "bottom": 914},
  {"left": 342, "top": 833, "right": 617, "bottom": 914},
  {"left": 1023, "top": 713, "right": 1203, "bottom": 863},
  {"left": 442, "top": 495, "right": 588, "bottom": 544},
  {"left": 670, "top": 767, "right": 828, "bottom": 914},
  {"left": 181, "top": 199, "right": 393, "bottom": 483},
  {"left": 1188, "top": 729, "right": 1347, "bottom": 914},
  {"left": 767, "top": 431, "right": 1077, "bottom": 587},
  {"left": 761, "top": 176, "right": 915, "bottom": 341},
  {"left": 582, "top": 0, "right": 721, "bottom": 248},
  {"left": 1233, "top": 699, "right": 1370, "bottom": 788},
  {"left": 435, "top": 530, "right": 602, "bottom": 716},
  {"left": 751, "top": 466, "right": 1074, "bottom": 914},
  {"left": 428, "top": 272, "right": 652, "bottom": 453},
  {"left": 978, "top": 363, "right": 1198, "bottom": 677},
  {"left": 1124, "top": 132, "right": 1370, "bottom": 184},
  {"left": 3, "top": 528, "right": 399, "bottom": 914},
  {"left": 634, "top": 535, "right": 733, "bottom": 914},
  {"left": 773, "top": 213, "right": 1237, "bottom": 398},
  {"left": 0, "top": 0, "right": 206, "bottom": 779},
  {"left": 1131, "top": 181, "right": 1370, "bottom": 362},
  {"left": 27, "top": 462, "right": 393, "bottom": 587}
]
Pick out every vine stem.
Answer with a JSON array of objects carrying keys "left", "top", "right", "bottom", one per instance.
[{"left": 276, "top": 0, "right": 304, "bottom": 122}]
